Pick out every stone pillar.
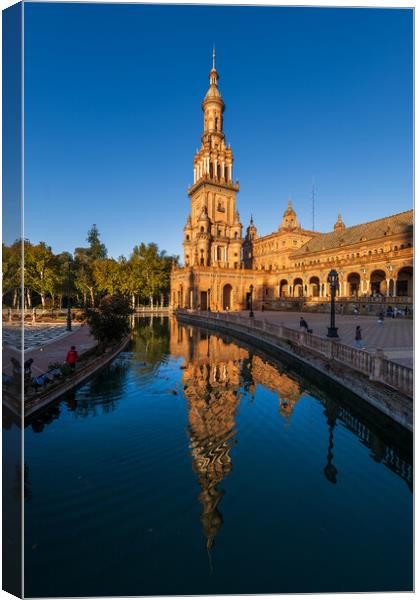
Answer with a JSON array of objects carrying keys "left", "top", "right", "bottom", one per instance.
[
  {"left": 386, "top": 279, "right": 390, "bottom": 297},
  {"left": 343, "top": 281, "right": 347, "bottom": 297},
  {"left": 222, "top": 160, "right": 225, "bottom": 180},
  {"left": 369, "top": 348, "right": 384, "bottom": 382}
]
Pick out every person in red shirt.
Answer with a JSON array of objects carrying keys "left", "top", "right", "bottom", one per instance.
[{"left": 66, "top": 346, "right": 78, "bottom": 371}]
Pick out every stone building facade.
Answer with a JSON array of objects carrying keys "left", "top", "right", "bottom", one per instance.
[{"left": 170, "top": 54, "right": 413, "bottom": 312}]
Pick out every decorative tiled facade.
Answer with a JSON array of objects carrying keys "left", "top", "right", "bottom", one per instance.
[{"left": 171, "top": 54, "right": 413, "bottom": 311}]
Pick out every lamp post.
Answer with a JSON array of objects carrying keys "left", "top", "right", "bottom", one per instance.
[
  {"left": 66, "top": 258, "right": 72, "bottom": 332},
  {"left": 207, "top": 288, "right": 211, "bottom": 312},
  {"left": 327, "top": 269, "right": 339, "bottom": 338},
  {"left": 249, "top": 284, "right": 254, "bottom": 318}
]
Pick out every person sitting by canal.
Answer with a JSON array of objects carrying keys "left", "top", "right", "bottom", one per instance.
[
  {"left": 66, "top": 346, "right": 78, "bottom": 371},
  {"left": 354, "top": 326, "right": 364, "bottom": 349}
]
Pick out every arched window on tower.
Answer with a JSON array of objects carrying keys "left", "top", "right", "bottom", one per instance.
[{"left": 215, "top": 117, "right": 218, "bottom": 130}]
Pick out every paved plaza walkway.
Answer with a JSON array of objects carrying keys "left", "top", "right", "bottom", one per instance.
[
  {"left": 3, "top": 322, "right": 83, "bottom": 351},
  {"left": 3, "top": 323, "right": 97, "bottom": 376},
  {"left": 237, "top": 310, "right": 413, "bottom": 367}
]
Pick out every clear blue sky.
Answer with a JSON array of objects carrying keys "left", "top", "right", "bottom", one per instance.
[{"left": 24, "top": 3, "right": 413, "bottom": 259}]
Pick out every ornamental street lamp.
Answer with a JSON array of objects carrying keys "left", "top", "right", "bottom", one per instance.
[
  {"left": 66, "top": 259, "right": 72, "bottom": 332},
  {"left": 326, "top": 269, "right": 339, "bottom": 338},
  {"left": 249, "top": 284, "right": 254, "bottom": 318},
  {"left": 207, "top": 288, "right": 211, "bottom": 312}
]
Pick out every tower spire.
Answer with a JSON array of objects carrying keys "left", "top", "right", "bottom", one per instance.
[
  {"left": 212, "top": 45, "right": 216, "bottom": 70},
  {"left": 334, "top": 211, "right": 346, "bottom": 231}
]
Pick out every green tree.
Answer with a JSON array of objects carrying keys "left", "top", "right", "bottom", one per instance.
[
  {"left": 24, "top": 242, "right": 57, "bottom": 308},
  {"left": 131, "top": 243, "right": 176, "bottom": 308},
  {"left": 74, "top": 247, "right": 96, "bottom": 307},
  {"left": 87, "top": 224, "right": 107, "bottom": 260},
  {"left": 73, "top": 225, "right": 108, "bottom": 306},
  {"left": 2, "top": 240, "right": 22, "bottom": 308},
  {"left": 85, "top": 294, "right": 133, "bottom": 349},
  {"left": 93, "top": 257, "right": 124, "bottom": 296},
  {"left": 53, "top": 252, "right": 77, "bottom": 309}
]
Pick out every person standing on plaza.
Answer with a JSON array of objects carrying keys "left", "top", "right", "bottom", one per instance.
[
  {"left": 354, "top": 326, "right": 364, "bottom": 349},
  {"left": 300, "top": 316, "right": 309, "bottom": 330},
  {"left": 378, "top": 310, "right": 385, "bottom": 324},
  {"left": 66, "top": 345, "right": 78, "bottom": 371}
]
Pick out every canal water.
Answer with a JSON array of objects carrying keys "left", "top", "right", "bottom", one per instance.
[{"left": 19, "top": 316, "right": 412, "bottom": 596}]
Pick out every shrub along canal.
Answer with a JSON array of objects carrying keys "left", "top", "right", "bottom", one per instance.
[{"left": 17, "top": 316, "right": 412, "bottom": 596}]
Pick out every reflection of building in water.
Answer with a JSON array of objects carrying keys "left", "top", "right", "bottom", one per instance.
[
  {"left": 170, "top": 320, "right": 306, "bottom": 552},
  {"left": 250, "top": 355, "right": 301, "bottom": 418},
  {"left": 170, "top": 319, "right": 413, "bottom": 553},
  {"left": 170, "top": 318, "right": 248, "bottom": 366},
  {"left": 179, "top": 327, "right": 243, "bottom": 552},
  {"left": 337, "top": 406, "right": 413, "bottom": 491}
]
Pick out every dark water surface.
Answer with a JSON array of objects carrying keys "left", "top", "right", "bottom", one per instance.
[{"left": 21, "top": 317, "right": 412, "bottom": 596}]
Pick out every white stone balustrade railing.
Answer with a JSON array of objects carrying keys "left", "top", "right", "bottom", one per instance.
[
  {"left": 382, "top": 358, "right": 413, "bottom": 396},
  {"left": 176, "top": 310, "right": 413, "bottom": 398}
]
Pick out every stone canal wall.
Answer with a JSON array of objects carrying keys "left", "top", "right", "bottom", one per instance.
[{"left": 176, "top": 310, "right": 413, "bottom": 431}]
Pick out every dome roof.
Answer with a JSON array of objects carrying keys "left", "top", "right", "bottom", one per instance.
[
  {"left": 283, "top": 199, "right": 296, "bottom": 217},
  {"left": 280, "top": 199, "right": 300, "bottom": 230},
  {"left": 204, "top": 83, "right": 222, "bottom": 100},
  {"left": 203, "top": 50, "right": 224, "bottom": 106}
]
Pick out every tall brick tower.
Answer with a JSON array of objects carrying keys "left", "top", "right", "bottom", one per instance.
[{"left": 183, "top": 49, "right": 243, "bottom": 271}]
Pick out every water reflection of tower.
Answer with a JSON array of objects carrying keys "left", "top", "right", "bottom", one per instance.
[
  {"left": 182, "top": 331, "right": 242, "bottom": 555},
  {"left": 323, "top": 398, "right": 340, "bottom": 484}
]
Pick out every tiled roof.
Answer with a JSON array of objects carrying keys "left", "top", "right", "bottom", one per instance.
[{"left": 291, "top": 210, "right": 413, "bottom": 257}]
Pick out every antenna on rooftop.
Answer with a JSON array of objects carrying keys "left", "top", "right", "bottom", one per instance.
[{"left": 311, "top": 180, "right": 316, "bottom": 231}]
